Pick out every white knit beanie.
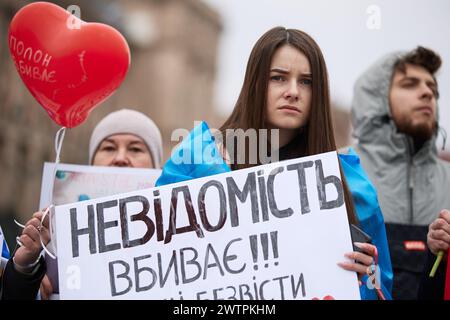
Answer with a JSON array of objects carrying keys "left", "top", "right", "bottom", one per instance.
[{"left": 89, "top": 109, "right": 163, "bottom": 168}]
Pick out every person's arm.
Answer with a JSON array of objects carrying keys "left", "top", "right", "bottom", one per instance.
[
  {"left": 426, "top": 210, "right": 450, "bottom": 256},
  {"left": 357, "top": 241, "right": 393, "bottom": 300},
  {"left": 357, "top": 213, "right": 393, "bottom": 300},
  {"left": 1, "top": 211, "right": 50, "bottom": 300},
  {"left": 418, "top": 210, "right": 450, "bottom": 300},
  {"left": 1, "top": 255, "right": 46, "bottom": 300},
  {"left": 338, "top": 242, "right": 391, "bottom": 300}
]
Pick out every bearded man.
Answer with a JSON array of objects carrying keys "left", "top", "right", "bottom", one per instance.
[{"left": 351, "top": 46, "right": 450, "bottom": 300}]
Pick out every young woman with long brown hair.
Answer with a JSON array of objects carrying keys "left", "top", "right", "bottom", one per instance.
[{"left": 157, "top": 27, "right": 393, "bottom": 300}]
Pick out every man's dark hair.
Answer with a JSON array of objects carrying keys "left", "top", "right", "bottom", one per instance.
[{"left": 394, "top": 46, "right": 442, "bottom": 75}]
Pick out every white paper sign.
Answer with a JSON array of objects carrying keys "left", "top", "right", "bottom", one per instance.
[
  {"left": 54, "top": 152, "right": 360, "bottom": 300},
  {"left": 38, "top": 163, "right": 161, "bottom": 296},
  {"left": 39, "top": 163, "right": 162, "bottom": 209}
]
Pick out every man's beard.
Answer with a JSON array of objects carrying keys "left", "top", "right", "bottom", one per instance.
[{"left": 395, "top": 117, "right": 437, "bottom": 147}]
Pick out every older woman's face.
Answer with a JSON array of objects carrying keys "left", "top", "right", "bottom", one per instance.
[{"left": 93, "top": 134, "right": 154, "bottom": 168}]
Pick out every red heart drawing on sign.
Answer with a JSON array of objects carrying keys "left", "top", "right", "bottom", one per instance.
[{"left": 8, "top": 2, "right": 130, "bottom": 128}]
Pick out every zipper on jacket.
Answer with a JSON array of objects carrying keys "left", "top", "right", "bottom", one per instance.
[{"left": 406, "top": 137, "right": 414, "bottom": 224}]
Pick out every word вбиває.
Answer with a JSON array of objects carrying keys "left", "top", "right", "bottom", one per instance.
[{"left": 108, "top": 236, "right": 305, "bottom": 299}]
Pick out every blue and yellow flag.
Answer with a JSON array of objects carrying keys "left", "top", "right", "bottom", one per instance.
[{"left": 1, "top": 225, "right": 10, "bottom": 260}]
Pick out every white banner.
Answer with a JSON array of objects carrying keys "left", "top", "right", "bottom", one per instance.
[
  {"left": 54, "top": 152, "right": 360, "bottom": 300},
  {"left": 39, "top": 163, "right": 161, "bottom": 296},
  {"left": 39, "top": 162, "right": 162, "bottom": 209}
]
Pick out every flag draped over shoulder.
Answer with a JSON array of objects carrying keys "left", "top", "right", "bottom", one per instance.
[
  {"left": 156, "top": 121, "right": 230, "bottom": 187},
  {"left": 339, "top": 148, "right": 393, "bottom": 300}
]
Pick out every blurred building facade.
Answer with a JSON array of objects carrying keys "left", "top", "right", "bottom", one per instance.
[
  {"left": 0, "top": 0, "right": 223, "bottom": 244},
  {"left": 331, "top": 105, "right": 352, "bottom": 149}
]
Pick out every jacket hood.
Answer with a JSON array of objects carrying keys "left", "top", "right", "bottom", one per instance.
[{"left": 351, "top": 51, "right": 403, "bottom": 140}]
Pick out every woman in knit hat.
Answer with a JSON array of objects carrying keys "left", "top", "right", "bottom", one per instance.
[{"left": 89, "top": 108, "right": 163, "bottom": 169}]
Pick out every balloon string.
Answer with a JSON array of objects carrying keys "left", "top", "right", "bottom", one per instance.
[
  {"left": 51, "top": 127, "right": 67, "bottom": 202},
  {"left": 44, "top": 126, "right": 67, "bottom": 259},
  {"left": 13, "top": 207, "right": 56, "bottom": 259},
  {"left": 13, "top": 219, "right": 26, "bottom": 229},
  {"left": 40, "top": 206, "right": 56, "bottom": 259},
  {"left": 54, "top": 127, "right": 66, "bottom": 165},
  {"left": 13, "top": 127, "right": 66, "bottom": 259}
]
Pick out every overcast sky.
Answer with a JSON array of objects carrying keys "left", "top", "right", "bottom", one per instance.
[{"left": 204, "top": 0, "right": 450, "bottom": 150}]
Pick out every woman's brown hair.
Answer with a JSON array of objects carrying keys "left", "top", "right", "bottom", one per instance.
[{"left": 219, "top": 26, "right": 357, "bottom": 224}]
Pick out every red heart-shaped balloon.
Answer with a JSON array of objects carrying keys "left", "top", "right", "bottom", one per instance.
[{"left": 8, "top": 2, "right": 130, "bottom": 128}]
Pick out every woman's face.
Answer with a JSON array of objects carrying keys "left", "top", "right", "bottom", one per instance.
[
  {"left": 92, "top": 134, "right": 154, "bottom": 168},
  {"left": 266, "top": 44, "right": 312, "bottom": 135}
]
